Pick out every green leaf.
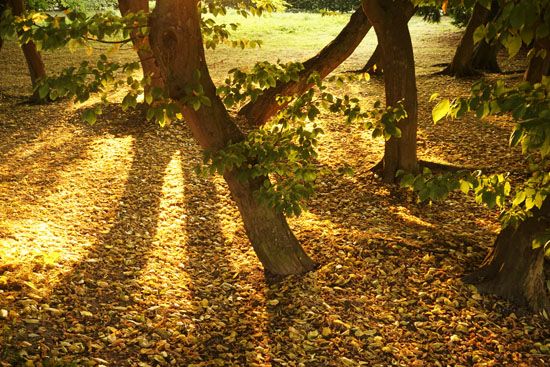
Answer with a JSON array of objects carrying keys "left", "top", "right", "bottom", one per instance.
[
  {"left": 303, "top": 171, "right": 317, "bottom": 182},
  {"left": 509, "top": 4, "right": 526, "bottom": 29},
  {"left": 432, "top": 99, "right": 450, "bottom": 123},
  {"left": 145, "top": 92, "right": 153, "bottom": 105},
  {"left": 473, "top": 25, "right": 487, "bottom": 45},
  {"left": 38, "top": 83, "right": 50, "bottom": 100},
  {"left": 192, "top": 99, "right": 201, "bottom": 111},
  {"left": 459, "top": 180, "right": 471, "bottom": 194},
  {"left": 504, "top": 33, "right": 522, "bottom": 58},
  {"left": 400, "top": 174, "right": 415, "bottom": 188},
  {"left": 82, "top": 109, "right": 97, "bottom": 124}
]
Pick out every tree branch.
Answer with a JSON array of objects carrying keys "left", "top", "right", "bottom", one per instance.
[{"left": 238, "top": 5, "right": 372, "bottom": 127}]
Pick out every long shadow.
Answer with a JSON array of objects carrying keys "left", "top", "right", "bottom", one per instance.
[
  {"left": 0, "top": 109, "right": 178, "bottom": 365},
  {"left": 178, "top": 152, "right": 271, "bottom": 366},
  {"left": 0, "top": 99, "right": 86, "bottom": 180}
]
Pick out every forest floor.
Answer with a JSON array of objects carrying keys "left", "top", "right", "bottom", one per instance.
[{"left": 0, "top": 11, "right": 549, "bottom": 367}]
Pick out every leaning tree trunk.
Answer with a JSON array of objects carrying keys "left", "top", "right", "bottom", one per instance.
[
  {"left": 239, "top": 6, "right": 372, "bottom": 127},
  {"left": 524, "top": 38, "right": 550, "bottom": 84},
  {"left": 471, "top": 40, "right": 501, "bottom": 73},
  {"left": 442, "top": 2, "right": 491, "bottom": 77},
  {"left": 362, "top": 0, "right": 418, "bottom": 182},
  {"left": 8, "top": 0, "right": 47, "bottom": 101},
  {"left": 464, "top": 198, "right": 550, "bottom": 312},
  {"left": 149, "top": 0, "right": 316, "bottom": 275},
  {"left": 118, "top": 0, "right": 164, "bottom": 91}
]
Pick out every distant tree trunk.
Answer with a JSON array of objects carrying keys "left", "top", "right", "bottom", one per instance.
[
  {"left": 471, "top": 40, "right": 501, "bottom": 73},
  {"left": 0, "top": 1, "right": 4, "bottom": 52},
  {"left": 357, "top": 44, "right": 383, "bottom": 75},
  {"left": 118, "top": 0, "right": 164, "bottom": 91},
  {"left": 524, "top": 39, "right": 550, "bottom": 84},
  {"left": 149, "top": 0, "right": 316, "bottom": 275},
  {"left": 239, "top": 6, "right": 372, "bottom": 127},
  {"left": 8, "top": 0, "right": 47, "bottom": 101},
  {"left": 362, "top": 0, "right": 418, "bottom": 182},
  {"left": 464, "top": 198, "right": 550, "bottom": 312},
  {"left": 442, "top": 2, "right": 491, "bottom": 77}
]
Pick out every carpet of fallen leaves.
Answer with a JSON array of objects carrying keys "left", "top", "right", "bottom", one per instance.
[{"left": 0, "top": 17, "right": 549, "bottom": 367}]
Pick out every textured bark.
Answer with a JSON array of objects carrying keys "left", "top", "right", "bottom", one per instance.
[
  {"left": 442, "top": 2, "right": 491, "bottom": 77},
  {"left": 149, "top": 0, "right": 316, "bottom": 275},
  {"left": 355, "top": 7, "right": 415, "bottom": 75},
  {"left": 118, "top": 0, "right": 164, "bottom": 91},
  {"left": 524, "top": 39, "right": 550, "bottom": 84},
  {"left": 239, "top": 6, "right": 372, "bottom": 127},
  {"left": 9, "top": 0, "right": 46, "bottom": 101},
  {"left": 362, "top": 0, "right": 418, "bottom": 182},
  {"left": 471, "top": 40, "right": 501, "bottom": 73},
  {"left": 464, "top": 198, "right": 550, "bottom": 312}
]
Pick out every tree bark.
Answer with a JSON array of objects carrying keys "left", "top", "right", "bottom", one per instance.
[
  {"left": 149, "top": 0, "right": 316, "bottom": 275},
  {"left": 238, "top": 6, "right": 372, "bottom": 127},
  {"left": 471, "top": 40, "right": 501, "bottom": 73},
  {"left": 9, "top": 0, "right": 47, "bottom": 101},
  {"left": 442, "top": 2, "right": 491, "bottom": 77},
  {"left": 118, "top": 0, "right": 164, "bottom": 91},
  {"left": 464, "top": 198, "right": 550, "bottom": 312},
  {"left": 355, "top": 7, "right": 415, "bottom": 75},
  {"left": 524, "top": 38, "right": 550, "bottom": 84},
  {"left": 362, "top": 0, "right": 418, "bottom": 182}
]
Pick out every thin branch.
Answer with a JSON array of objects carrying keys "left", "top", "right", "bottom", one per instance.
[{"left": 83, "top": 36, "right": 132, "bottom": 44}]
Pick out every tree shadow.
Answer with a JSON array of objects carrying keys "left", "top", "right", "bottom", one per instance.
[
  {"left": 177, "top": 151, "right": 272, "bottom": 366},
  {"left": 0, "top": 108, "right": 179, "bottom": 365}
]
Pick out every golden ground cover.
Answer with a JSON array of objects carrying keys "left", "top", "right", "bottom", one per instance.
[{"left": 0, "top": 13, "right": 548, "bottom": 367}]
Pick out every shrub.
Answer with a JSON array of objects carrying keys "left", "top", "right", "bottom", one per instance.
[{"left": 285, "top": 0, "right": 359, "bottom": 12}]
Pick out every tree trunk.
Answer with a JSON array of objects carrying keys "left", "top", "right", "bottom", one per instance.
[
  {"left": 464, "top": 198, "right": 550, "bottom": 312},
  {"left": 9, "top": 0, "right": 47, "bottom": 101},
  {"left": 0, "top": 1, "right": 6, "bottom": 52},
  {"left": 524, "top": 39, "right": 550, "bottom": 84},
  {"left": 149, "top": 0, "right": 316, "bottom": 275},
  {"left": 442, "top": 2, "right": 491, "bottom": 77},
  {"left": 362, "top": 0, "right": 418, "bottom": 182},
  {"left": 471, "top": 40, "right": 501, "bottom": 73},
  {"left": 355, "top": 7, "right": 415, "bottom": 75},
  {"left": 118, "top": 0, "right": 164, "bottom": 91},
  {"left": 238, "top": 6, "right": 372, "bottom": 127}
]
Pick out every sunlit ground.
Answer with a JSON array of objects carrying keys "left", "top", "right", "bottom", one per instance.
[{"left": 0, "top": 11, "right": 547, "bottom": 367}]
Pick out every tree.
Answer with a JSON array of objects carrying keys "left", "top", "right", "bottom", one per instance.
[
  {"left": 5, "top": 0, "right": 47, "bottom": 101},
  {"left": 353, "top": 6, "right": 416, "bottom": 75},
  {"left": 464, "top": 198, "right": 549, "bottom": 311},
  {"left": 404, "top": 76, "right": 550, "bottom": 312},
  {"left": 117, "top": 0, "right": 164, "bottom": 91},
  {"left": 525, "top": 38, "right": 550, "bottom": 84},
  {"left": 147, "top": 0, "right": 317, "bottom": 275},
  {"left": 361, "top": 0, "right": 418, "bottom": 182},
  {"left": 442, "top": 1, "right": 493, "bottom": 76}
]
